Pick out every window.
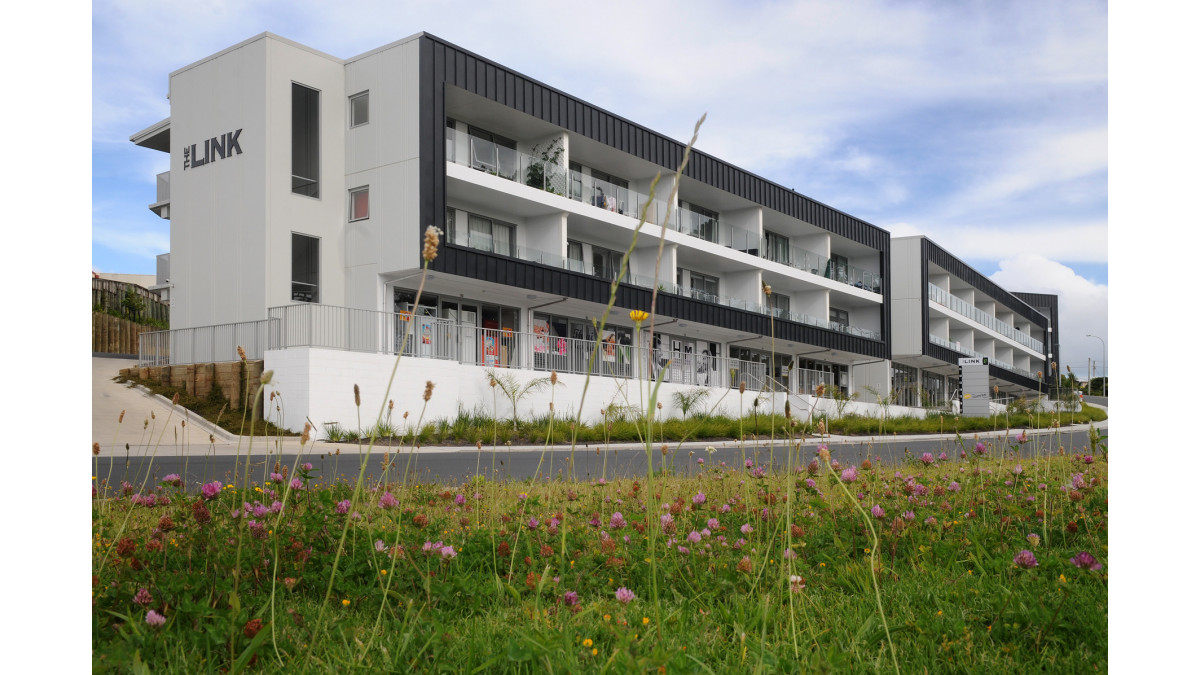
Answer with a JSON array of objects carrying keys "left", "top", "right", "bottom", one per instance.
[
  {"left": 765, "top": 231, "right": 790, "bottom": 265},
  {"left": 769, "top": 292, "right": 791, "bottom": 316},
  {"left": 689, "top": 270, "right": 720, "bottom": 300},
  {"left": 349, "top": 187, "right": 369, "bottom": 221},
  {"left": 465, "top": 214, "right": 514, "bottom": 256},
  {"left": 291, "top": 83, "right": 320, "bottom": 198},
  {"left": 291, "top": 233, "right": 319, "bottom": 303},
  {"left": 827, "top": 253, "right": 849, "bottom": 282},
  {"left": 829, "top": 307, "right": 850, "bottom": 329},
  {"left": 566, "top": 240, "right": 585, "bottom": 272},
  {"left": 349, "top": 91, "right": 369, "bottom": 127},
  {"left": 892, "top": 363, "right": 919, "bottom": 407},
  {"left": 592, "top": 245, "right": 626, "bottom": 283},
  {"left": 680, "top": 202, "right": 719, "bottom": 243},
  {"left": 467, "top": 125, "right": 517, "bottom": 177}
]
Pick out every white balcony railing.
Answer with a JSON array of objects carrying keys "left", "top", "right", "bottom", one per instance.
[
  {"left": 928, "top": 284, "right": 1043, "bottom": 352},
  {"left": 461, "top": 241, "right": 881, "bottom": 340},
  {"left": 929, "top": 334, "right": 1041, "bottom": 381},
  {"left": 445, "top": 131, "right": 882, "bottom": 296},
  {"left": 445, "top": 128, "right": 569, "bottom": 196}
]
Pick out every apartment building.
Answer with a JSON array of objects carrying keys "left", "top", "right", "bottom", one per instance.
[
  {"left": 889, "top": 236, "right": 1052, "bottom": 408},
  {"left": 130, "top": 32, "right": 1048, "bottom": 430}
]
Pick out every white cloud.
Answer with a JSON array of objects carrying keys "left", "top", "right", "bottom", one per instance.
[{"left": 989, "top": 254, "right": 1108, "bottom": 378}]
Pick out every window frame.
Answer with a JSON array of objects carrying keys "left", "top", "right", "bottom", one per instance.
[
  {"left": 349, "top": 91, "right": 369, "bottom": 128},
  {"left": 349, "top": 186, "right": 369, "bottom": 222},
  {"left": 291, "top": 232, "right": 320, "bottom": 304},
  {"left": 291, "top": 82, "right": 321, "bottom": 199},
  {"left": 829, "top": 306, "right": 850, "bottom": 328}
]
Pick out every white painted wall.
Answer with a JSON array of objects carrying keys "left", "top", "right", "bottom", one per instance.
[
  {"left": 264, "top": 347, "right": 934, "bottom": 433},
  {"left": 343, "top": 37, "right": 422, "bottom": 304},
  {"left": 168, "top": 36, "right": 271, "bottom": 330},
  {"left": 724, "top": 269, "right": 763, "bottom": 306}
]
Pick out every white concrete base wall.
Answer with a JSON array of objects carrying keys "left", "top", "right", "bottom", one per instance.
[{"left": 262, "top": 347, "right": 931, "bottom": 434}]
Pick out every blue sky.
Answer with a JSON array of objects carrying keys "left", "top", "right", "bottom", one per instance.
[{"left": 90, "top": 0, "right": 1109, "bottom": 373}]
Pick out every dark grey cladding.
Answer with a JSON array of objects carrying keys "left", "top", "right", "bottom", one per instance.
[
  {"left": 418, "top": 33, "right": 889, "bottom": 358},
  {"left": 439, "top": 245, "right": 888, "bottom": 359}
]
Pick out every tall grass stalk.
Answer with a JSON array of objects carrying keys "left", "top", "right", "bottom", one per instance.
[
  {"left": 824, "top": 449, "right": 900, "bottom": 675},
  {"left": 97, "top": 396, "right": 180, "bottom": 576},
  {"left": 306, "top": 232, "right": 438, "bottom": 662}
]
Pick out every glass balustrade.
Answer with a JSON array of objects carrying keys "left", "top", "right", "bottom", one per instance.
[{"left": 927, "top": 284, "right": 1043, "bottom": 352}]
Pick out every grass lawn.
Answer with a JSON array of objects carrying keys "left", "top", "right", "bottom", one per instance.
[{"left": 92, "top": 429, "right": 1107, "bottom": 672}]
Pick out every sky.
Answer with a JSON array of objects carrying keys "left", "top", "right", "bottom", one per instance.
[{"left": 91, "top": 0, "right": 1108, "bottom": 373}]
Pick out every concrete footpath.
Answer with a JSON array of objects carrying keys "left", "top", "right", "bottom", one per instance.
[{"left": 92, "top": 356, "right": 1107, "bottom": 459}]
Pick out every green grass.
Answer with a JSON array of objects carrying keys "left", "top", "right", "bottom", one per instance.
[
  {"left": 93, "top": 441, "right": 1107, "bottom": 672},
  {"left": 311, "top": 404, "right": 1107, "bottom": 448}
]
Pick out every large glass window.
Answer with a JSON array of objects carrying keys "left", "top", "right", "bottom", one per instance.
[
  {"left": 765, "top": 231, "right": 790, "bottom": 265},
  {"left": 467, "top": 125, "right": 518, "bottom": 178},
  {"left": 681, "top": 202, "right": 719, "bottom": 243},
  {"left": 291, "top": 233, "right": 319, "bottom": 303},
  {"left": 349, "top": 187, "right": 369, "bottom": 221},
  {"left": 892, "top": 363, "right": 919, "bottom": 407},
  {"left": 827, "top": 253, "right": 849, "bottom": 282},
  {"left": 829, "top": 307, "right": 850, "bottom": 329},
  {"left": 921, "top": 372, "right": 946, "bottom": 407},
  {"left": 566, "top": 240, "right": 585, "bottom": 272},
  {"left": 465, "top": 214, "right": 514, "bottom": 256},
  {"left": 592, "top": 245, "right": 626, "bottom": 283},
  {"left": 349, "top": 91, "right": 369, "bottom": 127},
  {"left": 291, "top": 83, "right": 320, "bottom": 198},
  {"left": 769, "top": 292, "right": 791, "bottom": 317},
  {"left": 689, "top": 270, "right": 720, "bottom": 300}
]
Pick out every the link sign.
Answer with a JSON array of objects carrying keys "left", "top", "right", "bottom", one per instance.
[
  {"left": 957, "top": 357, "right": 990, "bottom": 417},
  {"left": 183, "top": 129, "right": 243, "bottom": 170}
]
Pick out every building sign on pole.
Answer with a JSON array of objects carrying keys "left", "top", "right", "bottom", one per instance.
[{"left": 957, "top": 357, "right": 990, "bottom": 417}]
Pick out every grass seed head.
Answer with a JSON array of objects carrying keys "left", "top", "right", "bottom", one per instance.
[
  {"left": 354, "top": 384, "right": 361, "bottom": 407},
  {"left": 424, "top": 381, "right": 435, "bottom": 402},
  {"left": 237, "top": 345, "right": 246, "bottom": 362},
  {"left": 119, "top": 410, "right": 125, "bottom": 424},
  {"left": 93, "top": 442, "right": 100, "bottom": 456},
  {"left": 423, "top": 226, "right": 442, "bottom": 261}
]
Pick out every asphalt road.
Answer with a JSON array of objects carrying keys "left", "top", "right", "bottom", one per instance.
[{"left": 93, "top": 425, "right": 1105, "bottom": 494}]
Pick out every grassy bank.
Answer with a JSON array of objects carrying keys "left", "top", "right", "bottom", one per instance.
[
  {"left": 323, "top": 403, "right": 1107, "bottom": 447},
  {"left": 115, "top": 374, "right": 297, "bottom": 438}
]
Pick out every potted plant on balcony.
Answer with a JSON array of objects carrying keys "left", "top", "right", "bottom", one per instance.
[{"left": 526, "top": 138, "right": 565, "bottom": 195}]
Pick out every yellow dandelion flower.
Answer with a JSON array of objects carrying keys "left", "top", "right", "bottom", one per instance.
[
  {"left": 591, "top": 648, "right": 598, "bottom": 656},
  {"left": 642, "top": 617, "right": 650, "bottom": 625},
  {"left": 937, "top": 610, "right": 943, "bottom": 616},
  {"left": 603, "top": 614, "right": 611, "bottom": 622},
  {"left": 342, "top": 599, "right": 350, "bottom": 606},
  {"left": 583, "top": 639, "right": 593, "bottom": 647},
  {"left": 380, "top": 569, "right": 387, "bottom": 576}
]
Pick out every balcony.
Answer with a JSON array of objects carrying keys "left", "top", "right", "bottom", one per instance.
[
  {"left": 762, "top": 244, "right": 882, "bottom": 294},
  {"left": 929, "top": 334, "right": 1040, "bottom": 381},
  {"left": 928, "top": 284, "right": 1043, "bottom": 353},
  {"left": 445, "top": 127, "right": 569, "bottom": 195},
  {"left": 666, "top": 207, "right": 760, "bottom": 253},
  {"left": 149, "top": 171, "right": 170, "bottom": 219},
  {"left": 568, "top": 170, "right": 670, "bottom": 226}
]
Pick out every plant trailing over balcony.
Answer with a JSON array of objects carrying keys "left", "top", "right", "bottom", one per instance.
[{"left": 526, "top": 137, "right": 565, "bottom": 195}]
